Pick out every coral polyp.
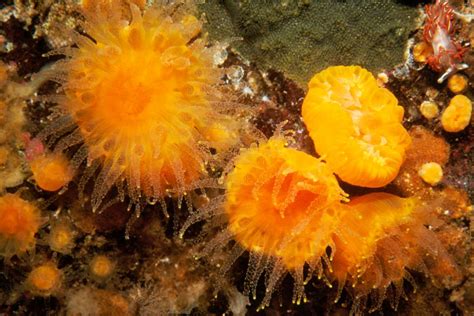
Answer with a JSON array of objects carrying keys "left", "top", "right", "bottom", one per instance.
[
  {"left": 302, "top": 65, "right": 411, "bottom": 188},
  {"left": 441, "top": 95, "right": 472, "bottom": 133},
  {"left": 0, "top": 194, "right": 42, "bottom": 258},
  {"left": 224, "top": 138, "right": 345, "bottom": 268},
  {"left": 181, "top": 137, "right": 347, "bottom": 307},
  {"left": 30, "top": 152, "right": 74, "bottom": 192},
  {"left": 331, "top": 193, "right": 461, "bottom": 312},
  {"left": 26, "top": 262, "right": 62, "bottom": 296},
  {"left": 42, "top": 3, "right": 240, "bottom": 210}
]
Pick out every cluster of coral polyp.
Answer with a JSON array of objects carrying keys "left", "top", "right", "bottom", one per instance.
[
  {"left": 181, "top": 64, "right": 468, "bottom": 313},
  {"left": 41, "top": 3, "right": 241, "bottom": 211},
  {"left": 0, "top": 1, "right": 471, "bottom": 314}
]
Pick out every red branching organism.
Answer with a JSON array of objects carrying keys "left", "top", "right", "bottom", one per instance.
[{"left": 423, "top": 0, "right": 468, "bottom": 83}]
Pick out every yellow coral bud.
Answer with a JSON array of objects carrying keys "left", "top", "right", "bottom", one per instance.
[
  {"left": 48, "top": 220, "right": 76, "bottom": 254},
  {"left": 418, "top": 162, "right": 443, "bottom": 186},
  {"left": 419, "top": 101, "right": 439, "bottom": 120},
  {"left": 30, "top": 153, "right": 74, "bottom": 192},
  {"left": 441, "top": 95, "right": 472, "bottom": 132},
  {"left": 27, "top": 263, "right": 62, "bottom": 296},
  {"left": 90, "top": 255, "right": 115, "bottom": 279},
  {"left": 447, "top": 74, "right": 468, "bottom": 94}
]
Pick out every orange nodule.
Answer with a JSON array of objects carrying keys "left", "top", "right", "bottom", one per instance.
[
  {"left": 49, "top": 4, "right": 239, "bottom": 210},
  {"left": 418, "top": 162, "right": 443, "bottom": 186},
  {"left": 302, "top": 65, "right": 411, "bottom": 188},
  {"left": 30, "top": 153, "right": 74, "bottom": 192},
  {"left": 27, "top": 262, "right": 61, "bottom": 295},
  {"left": 48, "top": 220, "right": 76, "bottom": 254},
  {"left": 90, "top": 255, "right": 115, "bottom": 279},
  {"left": 447, "top": 74, "right": 468, "bottom": 94},
  {"left": 0, "top": 194, "right": 42, "bottom": 258},
  {"left": 225, "top": 138, "right": 346, "bottom": 269},
  {"left": 441, "top": 94, "right": 472, "bottom": 133},
  {"left": 419, "top": 101, "right": 439, "bottom": 120},
  {"left": 413, "top": 41, "right": 433, "bottom": 63}
]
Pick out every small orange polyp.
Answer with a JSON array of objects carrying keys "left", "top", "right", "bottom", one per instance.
[
  {"left": 27, "top": 262, "right": 62, "bottom": 296},
  {"left": 441, "top": 94, "right": 472, "bottom": 133},
  {"left": 447, "top": 74, "right": 468, "bottom": 94},
  {"left": 418, "top": 162, "right": 443, "bottom": 186},
  {"left": 0, "top": 194, "right": 42, "bottom": 258},
  {"left": 90, "top": 255, "right": 115, "bottom": 279},
  {"left": 225, "top": 138, "right": 346, "bottom": 269},
  {"left": 413, "top": 41, "right": 433, "bottom": 63},
  {"left": 48, "top": 219, "right": 76, "bottom": 254},
  {"left": 30, "top": 153, "right": 74, "bottom": 192},
  {"left": 302, "top": 65, "right": 411, "bottom": 188}
]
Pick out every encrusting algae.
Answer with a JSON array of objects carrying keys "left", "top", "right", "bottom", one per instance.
[
  {"left": 418, "top": 162, "right": 444, "bottom": 186},
  {"left": 302, "top": 65, "right": 411, "bottom": 188}
]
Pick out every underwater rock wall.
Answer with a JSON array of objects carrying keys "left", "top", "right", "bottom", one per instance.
[{"left": 200, "top": 0, "right": 421, "bottom": 86}]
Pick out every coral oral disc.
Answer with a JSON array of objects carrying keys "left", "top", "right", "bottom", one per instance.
[{"left": 302, "top": 65, "right": 411, "bottom": 188}]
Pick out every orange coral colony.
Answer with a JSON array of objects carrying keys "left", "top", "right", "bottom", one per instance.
[
  {"left": 44, "top": 3, "right": 237, "bottom": 210},
  {"left": 225, "top": 138, "right": 346, "bottom": 270},
  {"left": 331, "top": 193, "right": 461, "bottom": 310},
  {"left": 0, "top": 194, "right": 42, "bottom": 258},
  {"left": 302, "top": 65, "right": 411, "bottom": 188},
  {"left": 89, "top": 254, "right": 115, "bottom": 280},
  {"left": 30, "top": 152, "right": 74, "bottom": 192}
]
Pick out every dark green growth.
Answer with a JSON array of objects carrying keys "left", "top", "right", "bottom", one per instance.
[{"left": 200, "top": 0, "right": 420, "bottom": 87}]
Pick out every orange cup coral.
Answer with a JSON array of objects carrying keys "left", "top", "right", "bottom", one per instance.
[
  {"left": 30, "top": 152, "right": 74, "bottom": 192},
  {"left": 225, "top": 138, "right": 345, "bottom": 269},
  {"left": 41, "top": 3, "right": 242, "bottom": 211},
  {"left": 302, "top": 66, "right": 411, "bottom": 188},
  {"left": 331, "top": 193, "right": 461, "bottom": 311},
  {"left": 0, "top": 194, "right": 42, "bottom": 258},
  {"left": 27, "top": 262, "right": 62, "bottom": 296},
  {"left": 181, "top": 137, "right": 347, "bottom": 307}
]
